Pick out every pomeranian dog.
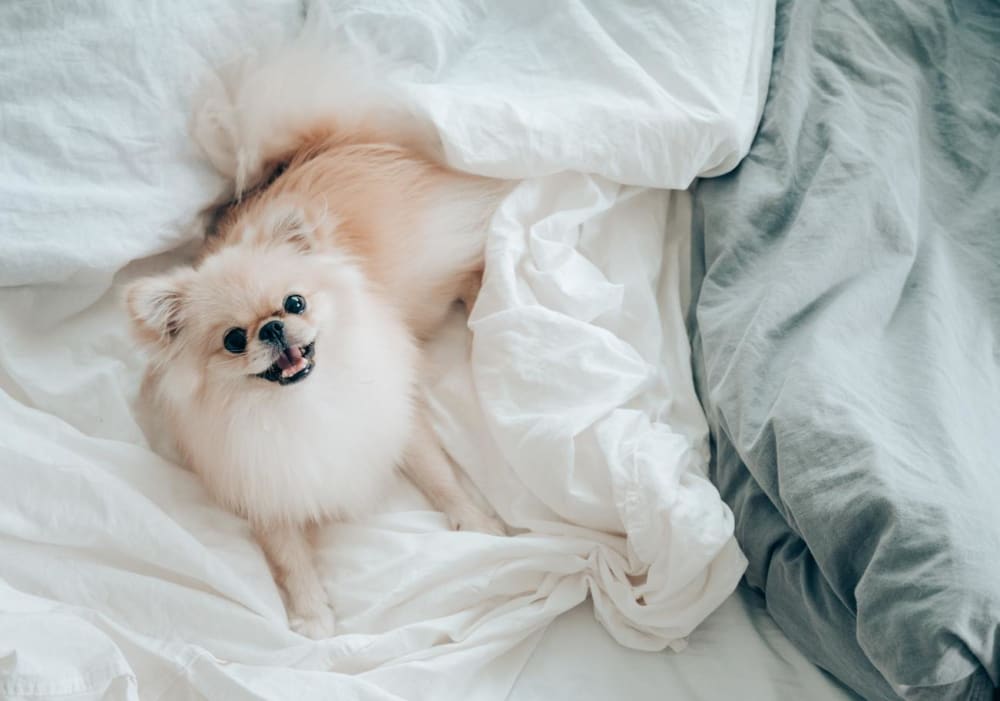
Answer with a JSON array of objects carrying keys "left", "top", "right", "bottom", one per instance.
[{"left": 125, "top": 45, "right": 508, "bottom": 638}]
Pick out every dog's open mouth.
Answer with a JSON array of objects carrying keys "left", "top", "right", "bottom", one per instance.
[{"left": 257, "top": 342, "right": 315, "bottom": 385}]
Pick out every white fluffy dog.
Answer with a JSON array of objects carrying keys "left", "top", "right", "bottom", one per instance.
[{"left": 125, "top": 45, "right": 508, "bottom": 638}]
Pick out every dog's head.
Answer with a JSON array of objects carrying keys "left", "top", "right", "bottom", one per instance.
[{"left": 125, "top": 223, "right": 359, "bottom": 396}]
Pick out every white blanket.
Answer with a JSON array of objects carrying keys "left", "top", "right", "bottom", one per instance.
[{"left": 0, "top": 2, "right": 774, "bottom": 699}]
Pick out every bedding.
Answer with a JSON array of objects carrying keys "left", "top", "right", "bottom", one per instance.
[
  {"left": 0, "top": 2, "right": 777, "bottom": 700},
  {"left": 510, "top": 587, "right": 858, "bottom": 701},
  {"left": 691, "top": 1, "right": 1000, "bottom": 699}
]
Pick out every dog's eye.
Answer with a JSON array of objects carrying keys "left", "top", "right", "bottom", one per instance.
[
  {"left": 283, "top": 294, "right": 306, "bottom": 315},
  {"left": 223, "top": 327, "right": 247, "bottom": 354}
]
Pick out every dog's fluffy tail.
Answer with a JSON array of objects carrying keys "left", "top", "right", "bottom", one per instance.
[{"left": 190, "top": 42, "right": 440, "bottom": 198}]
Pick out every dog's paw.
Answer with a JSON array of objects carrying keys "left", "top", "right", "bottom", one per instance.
[
  {"left": 449, "top": 506, "right": 507, "bottom": 536},
  {"left": 290, "top": 603, "right": 336, "bottom": 639}
]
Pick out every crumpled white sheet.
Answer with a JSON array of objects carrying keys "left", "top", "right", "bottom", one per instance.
[{"left": 0, "top": 2, "right": 774, "bottom": 700}]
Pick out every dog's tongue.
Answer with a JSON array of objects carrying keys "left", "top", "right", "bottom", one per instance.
[{"left": 277, "top": 346, "right": 306, "bottom": 376}]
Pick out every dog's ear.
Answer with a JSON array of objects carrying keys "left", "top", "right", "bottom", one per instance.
[
  {"left": 125, "top": 268, "right": 193, "bottom": 346},
  {"left": 266, "top": 204, "right": 340, "bottom": 255},
  {"left": 267, "top": 205, "right": 315, "bottom": 254}
]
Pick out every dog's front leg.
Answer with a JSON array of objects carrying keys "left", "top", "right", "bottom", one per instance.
[
  {"left": 404, "top": 408, "right": 506, "bottom": 536},
  {"left": 255, "top": 522, "right": 336, "bottom": 639}
]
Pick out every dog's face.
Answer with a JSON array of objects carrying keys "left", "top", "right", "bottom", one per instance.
[{"left": 125, "top": 242, "right": 353, "bottom": 395}]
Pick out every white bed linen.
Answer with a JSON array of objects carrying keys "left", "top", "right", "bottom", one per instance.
[
  {"left": 0, "top": 2, "right": 777, "bottom": 700},
  {"left": 509, "top": 588, "right": 859, "bottom": 701}
]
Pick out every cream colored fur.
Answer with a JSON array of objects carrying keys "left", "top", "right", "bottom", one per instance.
[{"left": 125, "top": 45, "right": 508, "bottom": 638}]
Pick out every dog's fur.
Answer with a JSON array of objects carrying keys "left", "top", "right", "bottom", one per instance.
[{"left": 125, "top": 46, "right": 508, "bottom": 638}]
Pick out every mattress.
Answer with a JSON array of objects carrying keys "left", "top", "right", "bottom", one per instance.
[{"left": 0, "top": 2, "right": 854, "bottom": 700}]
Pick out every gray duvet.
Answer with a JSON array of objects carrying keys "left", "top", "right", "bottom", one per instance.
[{"left": 690, "top": 1, "right": 1000, "bottom": 699}]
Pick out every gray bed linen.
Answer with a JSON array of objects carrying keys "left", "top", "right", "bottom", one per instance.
[{"left": 689, "top": 1, "right": 1000, "bottom": 699}]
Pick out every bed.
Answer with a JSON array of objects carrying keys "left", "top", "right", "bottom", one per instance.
[{"left": 2, "top": 1, "right": 995, "bottom": 700}]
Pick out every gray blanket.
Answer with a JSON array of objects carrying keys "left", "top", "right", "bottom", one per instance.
[{"left": 690, "top": 1, "right": 1000, "bottom": 699}]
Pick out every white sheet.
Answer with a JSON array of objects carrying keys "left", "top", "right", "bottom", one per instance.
[
  {"left": 510, "top": 588, "right": 859, "bottom": 701},
  {"left": 0, "top": 2, "right": 775, "bottom": 700}
]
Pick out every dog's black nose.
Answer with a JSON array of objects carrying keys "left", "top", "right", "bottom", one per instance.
[{"left": 258, "top": 320, "right": 285, "bottom": 345}]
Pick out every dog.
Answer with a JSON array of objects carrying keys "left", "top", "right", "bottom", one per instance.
[{"left": 125, "top": 45, "right": 509, "bottom": 638}]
